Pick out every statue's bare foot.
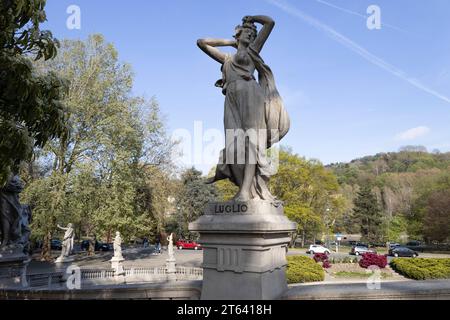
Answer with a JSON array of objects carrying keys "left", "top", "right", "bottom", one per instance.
[{"left": 233, "top": 191, "right": 251, "bottom": 202}]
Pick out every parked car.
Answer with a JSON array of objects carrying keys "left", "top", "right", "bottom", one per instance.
[
  {"left": 50, "top": 239, "right": 62, "bottom": 250},
  {"left": 80, "top": 240, "right": 112, "bottom": 252},
  {"left": 350, "top": 245, "right": 376, "bottom": 255},
  {"left": 388, "top": 243, "right": 401, "bottom": 249},
  {"left": 389, "top": 246, "right": 418, "bottom": 258},
  {"left": 307, "top": 244, "right": 331, "bottom": 255},
  {"left": 176, "top": 239, "right": 202, "bottom": 250},
  {"left": 406, "top": 240, "right": 422, "bottom": 247}
]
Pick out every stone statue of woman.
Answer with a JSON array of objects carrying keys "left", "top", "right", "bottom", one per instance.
[
  {"left": 167, "top": 233, "right": 174, "bottom": 259},
  {"left": 0, "top": 175, "right": 24, "bottom": 247},
  {"left": 57, "top": 223, "right": 74, "bottom": 257},
  {"left": 113, "top": 231, "right": 123, "bottom": 259},
  {"left": 198, "top": 15, "right": 290, "bottom": 202}
]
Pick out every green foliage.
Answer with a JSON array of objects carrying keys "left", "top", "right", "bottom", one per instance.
[
  {"left": 269, "top": 147, "right": 348, "bottom": 245},
  {"left": 353, "top": 185, "right": 384, "bottom": 243},
  {"left": 286, "top": 255, "right": 325, "bottom": 284},
  {"left": 175, "top": 168, "right": 217, "bottom": 238},
  {"left": 22, "top": 35, "right": 175, "bottom": 251},
  {"left": 390, "top": 258, "right": 450, "bottom": 280},
  {"left": 386, "top": 215, "right": 408, "bottom": 242},
  {"left": 329, "top": 149, "right": 450, "bottom": 243},
  {"left": 0, "top": 0, "right": 66, "bottom": 184},
  {"left": 213, "top": 177, "right": 238, "bottom": 201},
  {"left": 423, "top": 190, "right": 450, "bottom": 243}
]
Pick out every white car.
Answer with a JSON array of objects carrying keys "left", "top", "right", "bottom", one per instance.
[{"left": 307, "top": 245, "right": 331, "bottom": 255}]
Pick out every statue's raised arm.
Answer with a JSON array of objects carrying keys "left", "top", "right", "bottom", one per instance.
[
  {"left": 244, "top": 15, "right": 275, "bottom": 53},
  {"left": 197, "top": 38, "right": 237, "bottom": 64}
]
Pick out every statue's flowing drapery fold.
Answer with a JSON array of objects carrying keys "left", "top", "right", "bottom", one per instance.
[{"left": 210, "top": 45, "right": 290, "bottom": 201}]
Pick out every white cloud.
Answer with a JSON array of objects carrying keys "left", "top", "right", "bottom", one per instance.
[{"left": 395, "top": 126, "right": 431, "bottom": 141}]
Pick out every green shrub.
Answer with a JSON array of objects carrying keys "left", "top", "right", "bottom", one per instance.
[
  {"left": 286, "top": 256, "right": 325, "bottom": 284},
  {"left": 390, "top": 258, "right": 450, "bottom": 280}
]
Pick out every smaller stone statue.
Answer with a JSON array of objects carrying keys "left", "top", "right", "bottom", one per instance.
[
  {"left": 113, "top": 231, "right": 123, "bottom": 259},
  {"left": 167, "top": 233, "right": 174, "bottom": 259},
  {"left": 165, "top": 233, "right": 176, "bottom": 279},
  {"left": 55, "top": 223, "right": 74, "bottom": 263},
  {"left": 110, "top": 231, "right": 125, "bottom": 276}
]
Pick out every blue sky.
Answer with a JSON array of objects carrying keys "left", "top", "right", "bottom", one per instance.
[{"left": 43, "top": 0, "right": 450, "bottom": 172}]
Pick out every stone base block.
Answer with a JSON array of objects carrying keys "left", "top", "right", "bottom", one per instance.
[
  {"left": 189, "top": 200, "right": 296, "bottom": 300},
  {"left": 0, "top": 246, "right": 30, "bottom": 288},
  {"left": 110, "top": 256, "right": 125, "bottom": 276},
  {"left": 55, "top": 256, "right": 75, "bottom": 264}
]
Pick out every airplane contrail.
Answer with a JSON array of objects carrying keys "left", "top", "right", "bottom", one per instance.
[
  {"left": 267, "top": 0, "right": 450, "bottom": 104},
  {"left": 314, "top": 0, "right": 407, "bottom": 33}
]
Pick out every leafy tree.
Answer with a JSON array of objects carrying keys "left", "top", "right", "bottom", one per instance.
[
  {"left": 386, "top": 215, "right": 408, "bottom": 243},
  {"left": 175, "top": 168, "right": 217, "bottom": 238},
  {"left": 0, "top": 0, "right": 66, "bottom": 185},
  {"left": 423, "top": 190, "right": 450, "bottom": 243},
  {"left": 270, "top": 148, "right": 347, "bottom": 245},
  {"left": 353, "top": 185, "right": 384, "bottom": 243},
  {"left": 22, "top": 35, "right": 175, "bottom": 258}
]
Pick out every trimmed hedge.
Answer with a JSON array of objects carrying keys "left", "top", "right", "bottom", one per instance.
[
  {"left": 390, "top": 258, "right": 450, "bottom": 280},
  {"left": 286, "top": 256, "right": 325, "bottom": 284}
]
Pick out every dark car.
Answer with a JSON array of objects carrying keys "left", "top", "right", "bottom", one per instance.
[
  {"left": 406, "top": 240, "right": 422, "bottom": 246},
  {"left": 389, "top": 246, "right": 418, "bottom": 258},
  {"left": 81, "top": 240, "right": 112, "bottom": 252},
  {"left": 51, "top": 239, "right": 62, "bottom": 250},
  {"left": 98, "top": 242, "right": 113, "bottom": 251},
  {"left": 389, "top": 243, "right": 401, "bottom": 249}
]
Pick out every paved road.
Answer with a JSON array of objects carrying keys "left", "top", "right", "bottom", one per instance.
[
  {"left": 28, "top": 246, "right": 450, "bottom": 274},
  {"left": 288, "top": 248, "right": 450, "bottom": 261},
  {"left": 28, "top": 246, "right": 203, "bottom": 274}
]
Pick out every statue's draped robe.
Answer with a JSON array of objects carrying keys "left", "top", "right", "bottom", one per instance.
[
  {"left": 210, "top": 45, "right": 290, "bottom": 201},
  {"left": 0, "top": 176, "right": 24, "bottom": 245},
  {"left": 62, "top": 227, "right": 74, "bottom": 256}
]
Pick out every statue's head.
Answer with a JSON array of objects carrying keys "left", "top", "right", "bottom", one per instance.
[
  {"left": 234, "top": 19, "right": 257, "bottom": 47},
  {"left": 116, "top": 231, "right": 120, "bottom": 237},
  {"left": 68, "top": 223, "right": 73, "bottom": 228}
]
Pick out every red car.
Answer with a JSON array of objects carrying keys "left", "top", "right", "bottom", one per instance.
[{"left": 176, "top": 239, "right": 202, "bottom": 250}]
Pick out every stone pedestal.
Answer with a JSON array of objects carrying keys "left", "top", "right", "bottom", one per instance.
[
  {"left": 55, "top": 255, "right": 75, "bottom": 265},
  {"left": 110, "top": 256, "right": 125, "bottom": 276},
  {"left": 0, "top": 246, "right": 30, "bottom": 288},
  {"left": 166, "top": 257, "right": 177, "bottom": 281},
  {"left": 189, "top": 200, "right": 296, "bottom": 300}
]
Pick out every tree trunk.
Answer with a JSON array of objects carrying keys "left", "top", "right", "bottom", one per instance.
[
  {"left": 88, "top": 236, "right": 95, "bottom": 256},
  {"left": 302, "top": 230, "right": 305, "bottom": 247},
  {"left": 106, "top": 229, "right": 111, "bottom": 243},
  {"left": 41, "top": 231, "right": 52, "bottom": 261}
]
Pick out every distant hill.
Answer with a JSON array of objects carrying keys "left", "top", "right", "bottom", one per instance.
[
  {"left": 325, "top": 147, "right": 450, "bottom": 242},
  {"left": 327, "top": 148, "right": 450, "bottom": 186}
]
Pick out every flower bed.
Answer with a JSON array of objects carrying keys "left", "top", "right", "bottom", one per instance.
[
  {"left": 286, "top": 256, "right": 325, "bottom": 284},
  {"left": 390, "top": 258, "right": 450, "bottom": 280},
  {"left": 359, "top": 253, "right": 387, "bottom": 269},
  {"left": 328, "top": 263, "right": 395, "bottom": 279}
]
